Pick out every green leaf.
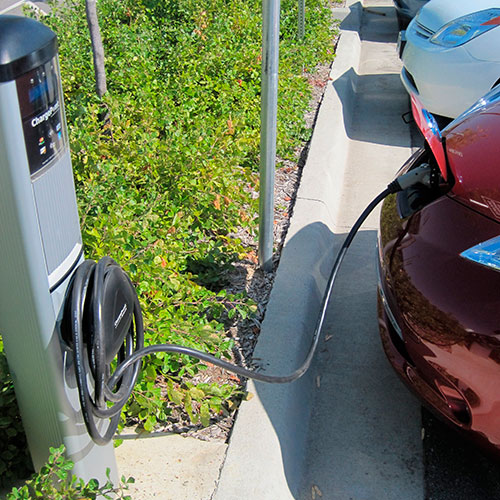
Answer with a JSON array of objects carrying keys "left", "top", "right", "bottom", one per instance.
[
  {"left": 189, "top": 386, "right": 204, "bottom": 401},
  {"left": 200, "top": 402, "right": 211, "bottom": 427},
  {"left": 143, "top": 415, "right": 156, "bottom": 432}
]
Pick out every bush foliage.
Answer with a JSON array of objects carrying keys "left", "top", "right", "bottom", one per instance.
[
  {"left": 0, "top": 0, "right": 335, "bottom": 486},
  {"left": 0, "top": 341, "right": 32, "bottom": 487},
  {"left": 4, "top": 445, "right": 133, "bottom": 499}
]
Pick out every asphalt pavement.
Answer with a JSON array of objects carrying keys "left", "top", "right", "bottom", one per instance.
[{"left": 0, "top": 0, "right": 48, "bottom": 16}]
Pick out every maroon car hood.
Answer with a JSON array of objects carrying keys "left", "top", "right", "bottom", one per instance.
[{"left": 444, "top": 103, "right": 500, "bottom": 222}]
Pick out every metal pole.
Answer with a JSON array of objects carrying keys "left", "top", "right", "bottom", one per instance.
[
  {"left": 259, "top": 0, "right": 280, "bottom": 272},
  {"left": 298, "top": 0, "right": 305, "bottom": 40}
]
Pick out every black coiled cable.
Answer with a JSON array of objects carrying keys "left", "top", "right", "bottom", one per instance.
[
  {"left": 67, "top": 257, "right": 144, "bottom": 445},
  {"left": 66, "top": 187, "right": 394, "bottom": 444}
]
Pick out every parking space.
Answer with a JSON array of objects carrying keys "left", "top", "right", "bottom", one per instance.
[
  {"left": 0, "top": 0, "right": 49, "bottom": 16},
  {"left": 298, "top": 1, "right": 500, "bottom": 498},
  {"left": 298, "top": 3, "right": 423, "bottom": 498}
]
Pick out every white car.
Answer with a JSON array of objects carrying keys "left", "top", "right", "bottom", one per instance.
[{"left": 401, "top": 0, "right": 500, "bottom": 120}]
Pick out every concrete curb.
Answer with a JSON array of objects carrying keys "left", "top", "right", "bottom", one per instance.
[
  {"left": 301, "top": 1, "right": 362, "bottom": 231},
  {"left": 214, "top": 2, "right": 365, "bottom": 498}
]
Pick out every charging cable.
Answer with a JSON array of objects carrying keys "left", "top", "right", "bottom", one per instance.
[{"left": 64, "top": 165, "right": 432, "bottom": 444}]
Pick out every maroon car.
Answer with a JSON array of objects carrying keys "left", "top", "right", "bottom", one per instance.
[{"left": 378, "top": 88, "right": 500, "bottom": 455}]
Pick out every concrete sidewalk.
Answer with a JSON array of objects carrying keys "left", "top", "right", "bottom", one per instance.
[{"left": 297, "top": 3, "right": 423, "bottom": 496}]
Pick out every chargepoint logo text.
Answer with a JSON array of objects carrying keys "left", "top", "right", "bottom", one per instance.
[
  {"left": 31, "top": 101, "right": 60, "bottom": 128},
  {"left": 114, "top": 304, "right": 128, "bottom": 329}
]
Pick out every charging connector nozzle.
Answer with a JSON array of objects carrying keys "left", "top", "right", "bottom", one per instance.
[{"left": 387, "top": 163, "right": 432, "bottom": 193}]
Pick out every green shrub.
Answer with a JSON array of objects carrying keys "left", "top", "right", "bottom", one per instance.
[
  {"left": 4, "top": 445, "right": 133, "bottom": 500},
  {"left": 0, "top": 1, "right": 335, "bottom": 480},
  {"left": 41, "top": 0, "right": 335, "bottom": 432},
  {"left": 0, "top": 342, "right": 33, "bottom": 488}
]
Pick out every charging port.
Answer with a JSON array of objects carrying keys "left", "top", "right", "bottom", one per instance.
[{"left": 397, "top": 147, "right": 453, "bottom": 218}]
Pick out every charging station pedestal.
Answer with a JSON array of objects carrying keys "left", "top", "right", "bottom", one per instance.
[{"left": 0, "top": 16, "right": 118, "bottom": 484}]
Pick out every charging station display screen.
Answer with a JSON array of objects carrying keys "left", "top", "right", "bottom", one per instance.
[{"left": 16, "top": 57, "right": 67, "bottom": 177}]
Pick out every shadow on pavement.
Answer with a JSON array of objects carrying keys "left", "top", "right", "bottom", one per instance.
[
  {"left": 303, "top": 229, "right": 422, "bottom": 499},
  {"left": 248, "top": 226, "right": 423, "bottom": 499},
  {"left": 332, "top": 68, "right": 412, "bottom": 148},
  {"left": 423, "top": 408, "right": 500, "bottom": 500},
  {"left": 249, "top": 220, "right": 336, "bottom": 497},
  {"left": 340, "top": 3, "right": 398, "bottom": 43}
]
